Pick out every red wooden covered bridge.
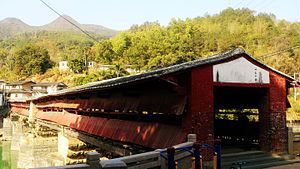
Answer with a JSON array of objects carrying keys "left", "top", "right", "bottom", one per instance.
[{"left": 10, "top": 48, "right": 299, "bottom": 153}]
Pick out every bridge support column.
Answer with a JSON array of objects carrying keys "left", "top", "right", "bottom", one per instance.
[
  {"left": 58, "top": 132, "right": 69, "bottom": 164},
  {"left": 29, "top": 101, "right": 38, "bottom": 122}
]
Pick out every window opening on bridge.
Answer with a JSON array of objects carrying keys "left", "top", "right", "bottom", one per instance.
[{"left": 39, "top": 107, "right": 182, "bottom": 125}]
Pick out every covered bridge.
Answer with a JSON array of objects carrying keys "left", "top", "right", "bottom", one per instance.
[{"left": 10, "top": 48, "right": 299, "bottom": 153}]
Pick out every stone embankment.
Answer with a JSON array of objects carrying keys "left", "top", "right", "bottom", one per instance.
[
  {"left": 64, "top": 136, "right": 110, "bottom": 165},
  {"left": 0, "top": 113, "right": 113, "bottom": 168}
]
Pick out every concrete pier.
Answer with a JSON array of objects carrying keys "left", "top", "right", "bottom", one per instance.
[
  {"left": 0, "top": 113, "right": 120, "bottom": 168},
  {"left": 1, "top": 117, "right": 65, "bottom": 168}
]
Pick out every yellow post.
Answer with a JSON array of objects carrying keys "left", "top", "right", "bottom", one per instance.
[
  {"left": 213, "top": 152, "right": 217, "bottom": 169},
  {"left": 175, "top": 161, "right": 178, "bottom": 169},
  {"left": 200, "top": 155, "right": 203, "bottom": 169},
  {"left": 191, "top": 157, "right": 195, "bottom": 169}
]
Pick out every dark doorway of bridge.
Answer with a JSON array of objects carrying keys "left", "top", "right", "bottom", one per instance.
[
  {"left": 214, "top": 86, "right": 269, "bottom": 152},
  {"left": 214, "top": 109, "right": 259, "bottom": 148}
]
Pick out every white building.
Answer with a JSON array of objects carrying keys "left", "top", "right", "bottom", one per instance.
[
  {"left": 59, "top": 61, "right": 69, "bottom": 71},
  {"left": 59, "top": 61, "right": 96, "bottom": 71},
  {"left": 59, "top": 60, "right": 138, "bottom": 73},
  {"left": 5, "top": 81, "right": 67, "bottom": 101},
  {"left": 32, "top": 82, "right": 68, "bottom": 96}
]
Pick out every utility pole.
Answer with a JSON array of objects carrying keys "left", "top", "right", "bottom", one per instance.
[
  {"left": 294, "top": 72, "right": 300, "bottom": 101},
  {"left": 85, "top": 53, "right": 87, "bottom": 69},
  {"left": 295, "top": 72, "right": 297, "bottom": 101}
]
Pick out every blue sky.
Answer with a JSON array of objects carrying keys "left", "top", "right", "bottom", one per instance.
[{"left": 1, "top": 0, "right": 300, "bottom": 30}]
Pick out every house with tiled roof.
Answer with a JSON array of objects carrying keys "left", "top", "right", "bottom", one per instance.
[{"left": 5, "top": 81, "right": 67, "bottom": 101}]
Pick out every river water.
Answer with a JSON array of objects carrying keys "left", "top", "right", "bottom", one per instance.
[
  {"left": 0, "top": 118, "right": 65, "bottom": 169},
  {"left": 0, "top": 141, "right": 18, "bottom": 169}
]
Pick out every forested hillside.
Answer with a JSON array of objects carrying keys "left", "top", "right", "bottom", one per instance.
[
  {"left": 92, "top": 8, "right": 300, "bottom": 75},
  {"left": 0, "top": 8, "right": 300, "bottom": 87}
]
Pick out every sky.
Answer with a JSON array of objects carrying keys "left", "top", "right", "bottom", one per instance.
[{"left": 1, "top": 0, "right": 300, "bottom": 30}]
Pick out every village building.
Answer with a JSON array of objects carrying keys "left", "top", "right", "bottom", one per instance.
[
  {"left": 9, "top": 48, "right": 300, "bottom": 156},
  {"left": 0, "top": 81, "right": 6, "bottom": 106},
  {"left": 59, "top": 60, "right": 97, "bottom": 71},
  {"left": 0, "top": 80, "right": 6, "bottom": 91},
  {"left": 6, "top": 81, "right": 67, "bottom": 101},
  {"left": 6, "top": 81, "right": 35, "bottom": 90},
  {"left": 87, "top": 61, "right": 95, "bottom": 69},
  {"left": 6, "top": 81, "right": 35, "bottom": 101},
  {"left": 59, "top": 60, "right": 137, "bottom": 73},
  {"left": 31, "top": 82, "right": 68, "bottom": 96},
  {"left": 59, "top": 61, "right": 69, "bottom": 71}
]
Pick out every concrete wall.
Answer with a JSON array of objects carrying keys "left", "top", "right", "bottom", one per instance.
[{"left": 58, "top": 132, "right": 69, "bottom": 164}]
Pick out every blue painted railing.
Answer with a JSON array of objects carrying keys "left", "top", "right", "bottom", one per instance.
[{"left": 160, "top": 142, "right": 221, "bottom": 169}]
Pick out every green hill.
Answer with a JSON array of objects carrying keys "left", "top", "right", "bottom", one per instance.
[
  {"left": 1, "top": 8, "right": 300, "bottom": 88},
  {"left": 91, "top": 8, "right": 300, "bottom": 76},
  {"left": 0, "top": 17, "right": 35, "bottom": 39},
  {"left": 0, "top": 15, "right": 118, "bottom": 40}
]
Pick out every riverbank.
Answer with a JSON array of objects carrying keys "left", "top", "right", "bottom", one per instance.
[
  {"left": 0, "top": 116, "right": 65, "bottom": 168},
  {"left": 0, "top": 113, "right": 114, "bottom": 168}
]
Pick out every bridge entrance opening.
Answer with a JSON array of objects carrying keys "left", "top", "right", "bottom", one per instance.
[{"left": 214, "top": 86, "right": 269, "bottom": 152}]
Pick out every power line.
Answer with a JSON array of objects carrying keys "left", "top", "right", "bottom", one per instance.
[
  {"left": 258, "top": 45, "right": 300, "bottom": 58},
  {"left": 256, "top": 0, "right": 275, "bottom": 12},
  {"left": 39, "top": 0, "right": 98, "bottom": 42},
  {"left": 244, "top": 0, "right": 257, "bottom": 8},
  {"left": 233, "top": 0, "right": 248, "bottom": 9},
  {"left": 252, "top": 0, "right": 268, "bottom": 10}
]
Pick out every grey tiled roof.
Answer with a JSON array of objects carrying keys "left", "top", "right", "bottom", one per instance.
[
  {"left": 30, "top": 48, "right": 298, "bottom": 100},
  {"left": 32, "top": 82, "right": 67, "bottom": 87},
  {"left": 7, "top": 81, "right": 35, "bottom": 86}
]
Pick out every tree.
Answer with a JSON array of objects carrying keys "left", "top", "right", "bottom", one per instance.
[
  {"left": 72, "top": 73, "right": 101, "bottom": 86},
  {"left": 67, "top": 58, "right": 85, "bottom": 73},
  {"left": 93, "top": 40, "right": 115, "bottom": 64},
  {"left": 36, "top": 39, "right": 59, "bottom": 62},
  {"left": 0, "top": 49, "right": 8, "bottom": 67},
  {"left": 108, "top": 63, "right": 129, "bottom": 78},
  {"left": 14, "top": 44, "right": 52, "bottom": 76}
]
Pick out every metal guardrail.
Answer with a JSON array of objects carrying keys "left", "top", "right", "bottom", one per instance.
[
  {"left": 159, "top": 142, "right": 221, "bottom": 169},
  {"left": 112, "top": 141, "right": 195, "bottom": 169}
]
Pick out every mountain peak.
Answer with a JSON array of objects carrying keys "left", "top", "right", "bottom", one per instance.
[
  {"left": 0, "top": 17, "right": 33, "bottom": 38},
  {"left": 41, "top": 14, "right": 80, "bottom": 31},
  {"left": 0, "top": 16, "right": 118, "bottom": 40},
  {"left": 56, "top": 15, "right": 78, "bottom": 23},
  {"left": 0, "top": 17, "right": 29, "bottom": 25}
]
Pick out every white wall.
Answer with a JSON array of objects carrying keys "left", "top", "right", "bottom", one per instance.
[
  {"left": 47, "top": 86, "right": 57, "bottom": 94},
  {"left": 10, "top": 93, "right": 23, "bottom": 100},
  {"left": 59, "top": 61, "right": 69, "bottom": 70},
  {"left": 58, "top": 132, "right": 69, "bottom": 164},
  {"left": 213, "top": 57, "right": 270, "bottom": 84}
]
